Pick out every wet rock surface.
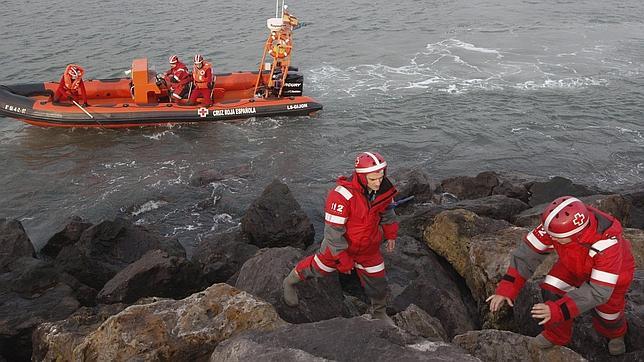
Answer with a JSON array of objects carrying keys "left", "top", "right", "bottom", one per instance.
[
  {"left": 241, "top": 180, "right": 315, "bottom": 249},
  {"left": 0, "top": 172, "right": 641, "bottom": 361}
]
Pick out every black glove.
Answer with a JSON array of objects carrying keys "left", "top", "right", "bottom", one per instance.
[
  {"left": 67, "top": 96, "right": 74, "bottom": 101},
  {"left": 208, "top": 82, "right": 214, "bottom": 89},
  {"left": 82, "top": 102, "right": 89, "bottom": 107}
]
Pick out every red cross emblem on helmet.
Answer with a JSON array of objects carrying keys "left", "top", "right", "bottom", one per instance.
[
  {"left": 197, "top": 107, "right": 209, "bottom": 117},
  {"left": 572, "top": 212, "right": 586, "bottom": 226},
  {"left": 541, "top": 196, "right": 590, "bottom": 238}
]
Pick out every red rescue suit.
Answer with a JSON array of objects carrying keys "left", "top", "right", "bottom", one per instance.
[
  {"left": 53, "top": 64, "right": 88, "bottom": 105},
  {"left": 496, "top": 206, "right": 635, "bottom": 345},
  {"left": 295, "top": 174, "right": 398, "bottom": 299},
  {"left": 163, "top": 61, "right": 191, "bottom": 100},
  {"left": 188, "top": 61, "right": 213, "bottom": 105}
]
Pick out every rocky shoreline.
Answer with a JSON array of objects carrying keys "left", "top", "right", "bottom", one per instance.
[{"left": 1, "top": 169, "right": 642, "bottom": 361}]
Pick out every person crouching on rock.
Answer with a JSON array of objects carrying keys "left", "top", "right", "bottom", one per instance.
[
  {"left": 53, "top": 64, "right": 88, "bottom": 106},
  {"left": 487, "top": 196, "right": 635, "bottom": 356},
  {"left": 283, "top": 151, "right": 399, "bottom": 325}
]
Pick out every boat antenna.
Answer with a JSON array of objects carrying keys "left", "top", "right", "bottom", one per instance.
[{"left": 275, "top": 0, "right": 285, "bottom": 18}]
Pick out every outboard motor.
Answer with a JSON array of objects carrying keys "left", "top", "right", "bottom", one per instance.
[{"left": 282, "top": 71, "right": 303, "bottom": 96}]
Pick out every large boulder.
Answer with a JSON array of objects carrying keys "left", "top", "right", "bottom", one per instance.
[
  {"left": 453, "top": 195, "right": 530, "bottom": 222},
  {"left": 392, "top": 303, "right": 449, "bottom": 341},
  {"left": 527, "top": 176, "right": 604, "bottom": 207},
  {"left": 97, "top": 250, "right": 205, "bottom": 304},
  {"left": 192, "top": 231, "right": 259, "bottom": 284},
  {"left": 436, "top": 171, "right": 531, "bottom": 202},
  {"left": 392, "top": 274, "right": 477, "bottom": 338},
  {"left": 385, "top": 236, "right": 471, "bottom": 300},
  {"left": 241, "top": 180, "right": 315, "bottom": 249},
  {"left": 0, "top": 219, "right": 35, "bottom": 272},
  {"left": 0, "top": 257, "right": 80, "bottom": 362},
  {"left": 391, "top": 168, "right": 438, "bottom": 204},
  {"left": 399, "top": 196, "right": 527, "bottom": 240},
  {"left": 234, "top": 247, "right": 352, "bottom": 323},
  {"left": 453, "top": 329, "right": 586, "bottom": 362},
  {"left": 73, "top": 284, "right": 286, "bottom": 361},
  {"left": 54, "top": 218, "right": 185, "bottom": 290},
  {"left": 465, "top": 227, "right": 528, "bottom": 301},
  {"left": 438, "top": 171, "right": 501, "bottom": 200},
  {"left": 40, "top": 216, "right": 92, "bottom": 259},
  {"left": 386, "top": 236, "right": 479, "bottom": 338},
  {"left": 398, "top": 204, "right": 449, "bottom": 240},
  {"left": 32, "top": 304, "right": 127, "bottom": 362},
  {"left": 423, "top": 209, "right": 511, "bottom": 287},
  {"left": 210, "top": 316, "right": 480, "bottom": 362}
]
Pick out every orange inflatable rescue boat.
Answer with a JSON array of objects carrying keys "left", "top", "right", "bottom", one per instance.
[{"left": 0, "top": 3, "right": 321, "bottom": 128}]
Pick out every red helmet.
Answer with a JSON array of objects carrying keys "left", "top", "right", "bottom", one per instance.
[
  {"left": 169, "top": 55, "right": 179, "bottom": 64},
  {"left": 194, "top": 54, "right": 204, "bottom": 64},
  {"left": 541, "top": 196, "right": 590, "bottom": 238},
  {"left": 355, "top": 151, "right": 387, "bottom": 174}
]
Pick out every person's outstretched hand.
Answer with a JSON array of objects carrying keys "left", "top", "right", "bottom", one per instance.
[
  {"left": 531, "top": 303, "right": 552, "bottom": 325},
  {"left": 486, "top": 294, "right": 514, "bottom": 312}
]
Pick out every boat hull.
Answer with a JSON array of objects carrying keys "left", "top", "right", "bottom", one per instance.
[{"left": 0, "top": 75, "right": 322, "bottom": 128}]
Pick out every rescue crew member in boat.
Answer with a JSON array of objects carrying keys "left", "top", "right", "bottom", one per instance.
[
  {"left": 163, "top": 55, "right": 191, "bottom": 102},
  {"left": 187, "top": 54, "right": 214, "bottom": 106},
  {"left": 53, "top": 64, "right": 88, "bottom": 106}
]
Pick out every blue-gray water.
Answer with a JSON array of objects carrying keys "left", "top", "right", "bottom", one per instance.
[{"left": 1, "top": 0, "right": 642, "bottom": 252}]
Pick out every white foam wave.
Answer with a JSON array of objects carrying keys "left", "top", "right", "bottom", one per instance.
[
  {"left": 131, "top": 200, "right": 169, "bottom": 216},
  {"left": 143, "top": 130, "right": 175, "bottom": 140},
  {"left": 308, "top": 38, "right": 621, "bottom": 96}
]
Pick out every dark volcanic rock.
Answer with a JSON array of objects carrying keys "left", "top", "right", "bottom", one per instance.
[
  {"left": 453, "top": 195, "right": 530, "bottom": 222},
  {"left": 241, "top": 180, "right": 315, "bottom": 249},
  {"left": 399, "top": 195, "right": 528, "bottom": 240},
  {"left": 392, "top": 168, "right": 438, "bottom": 203},
  {"left": 386, "top": 236, "right": 479, "bottom": 338},
  {"left": 40, "top": 216, "right": 92, "bottom": 259},
  {"left": 192, "top": 231, "right": 259, "bottom": 284},
  {"left": 97, "top": 250, "right": 205, "bottom": 304},
  {"left": 0, "top": 257, "right": 80, "bottom": 362},
  {"left": 438, "top": 171, "right": 500, "bottom": 200},
  {"left": 398, "top": 204, "right": 449, "bottom": 240},
  {"left": 0, "top": 219, "right": 35, "bottom": 272},
  {"left": 392, "top": 274, "right": 477, "bottom": 339},
  {"left": 527, "top": 176, "right": 605, "bottom": 207},
  {"left": 392, "top": 303, "right": 449, "bottom": 341},
  {"left": 453, "top": 329, "right": 585, "bottom": 362},
  {"left": 210, "top": 316, "right": 480, "bottom": 362},
  {"left": 54, "top": 218, "right": 185, "bottom": 290},
  {"left": 235, "top": 247, "right": 353, "bottom": 324}
]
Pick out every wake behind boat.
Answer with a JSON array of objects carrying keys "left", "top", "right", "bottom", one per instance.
[{"left": 0, "top": 1, "right": 322, "bottom": 128}]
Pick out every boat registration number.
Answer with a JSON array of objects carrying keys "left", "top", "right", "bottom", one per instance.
[{"left": 4, "top": 104, "right": 27, "bottom": 114}]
